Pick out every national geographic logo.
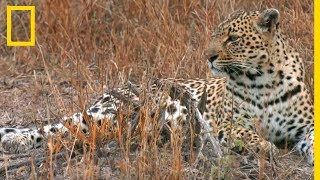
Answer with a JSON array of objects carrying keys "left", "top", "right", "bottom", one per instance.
[{"left": 6, "top": 6, "right": 35, "bottom": 46}]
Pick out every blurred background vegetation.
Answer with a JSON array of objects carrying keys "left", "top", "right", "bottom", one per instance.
[{"left": 0, "top": 0, "right": 313, "bottom": 91}]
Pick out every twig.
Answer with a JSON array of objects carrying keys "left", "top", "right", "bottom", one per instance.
[
  {"left": 127, "top": 81, "right": 141, "bottom": 97},
  {"left": 198, "top": 84, "right": 207, "bottom": 114},
  {"left": 0, "top": 152, "right": 65, "bottom": 175},
  {"left": 130, "top": 112, "right": 140, "bottom": 134},
  {"left": 194, "top": 108, "right": 222, "bottom": 158},
  {"left": 0, "top": 153, "right": 31, "bottom": 161}
]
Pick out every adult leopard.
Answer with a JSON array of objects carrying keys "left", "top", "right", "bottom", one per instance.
[
  {"left": 203, "top": 8, "right": 313, "bottom": 164},
  {"left": 0, "top": 8, "right": 314, "bottom": 165}
]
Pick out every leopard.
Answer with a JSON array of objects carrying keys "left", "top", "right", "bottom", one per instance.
[
  {"left": 0, "top": 8, "right": 314, "bottom": 165},
  {"left": 203, "top": 8, "right": 314, "bottom": 164},
  {"left": 0, "top": 80, "right": 222, "bottom": 163}
]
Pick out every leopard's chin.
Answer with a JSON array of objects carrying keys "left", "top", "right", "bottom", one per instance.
[{"left": 208, "top": 62, "right": 227, "bottom": 77}]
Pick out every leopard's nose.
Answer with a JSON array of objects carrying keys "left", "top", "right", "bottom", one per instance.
[
  {"left": 203, "top": 49, "right": 219, "bottom": 63},
  {"left": 208, "top": 55, "right": 218, "bottom": 63}
]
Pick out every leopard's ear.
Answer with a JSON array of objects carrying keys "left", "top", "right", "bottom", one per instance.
[{"left": 256, "top": 8, "right": 280, "bottom": 34}]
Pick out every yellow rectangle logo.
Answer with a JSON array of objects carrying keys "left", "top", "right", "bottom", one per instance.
[{"left": 7, "top": 6, "right": 36, "bottom": 46}]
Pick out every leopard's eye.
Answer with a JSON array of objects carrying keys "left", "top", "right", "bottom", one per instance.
[{"left": 228, "top": 35, "right": 239, "bottom": 42}]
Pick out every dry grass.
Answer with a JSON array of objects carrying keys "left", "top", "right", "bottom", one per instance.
[{"left": 0, "top": 0, "right": 314, "bottom": 179}]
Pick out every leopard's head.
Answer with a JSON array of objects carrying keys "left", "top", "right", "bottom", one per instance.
[{"left": 204, "top": 9, "right": 281, "bottom": 79}]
